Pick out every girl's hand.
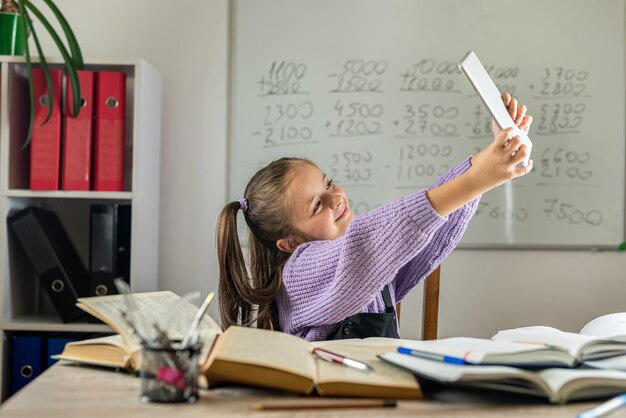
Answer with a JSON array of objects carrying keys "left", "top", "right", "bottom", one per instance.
[
  {"left": 469, "top": 127, "right": 534, "bottom": 193},
  {"left": 491, "top": 92, "right": 533, "bottom": 135},
  {"left": 426, "top": 92, "right": 535, "bottom": 217}
]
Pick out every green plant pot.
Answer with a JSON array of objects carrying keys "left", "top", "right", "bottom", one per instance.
[{"left": 0, "top": 12, "right": 25, "bottom": 56}]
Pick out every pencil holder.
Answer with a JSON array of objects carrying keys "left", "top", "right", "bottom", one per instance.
[{"left": 139, "top": 342, "right": 201, "bottom": 403}]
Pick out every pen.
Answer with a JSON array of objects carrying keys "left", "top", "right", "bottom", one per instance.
[
  {"left": 577, "top": 394, "right": 626, "bottom": 418},
  {"left": 181, "top": 291, "right": 215, "bottom": 347},
  {"left": 311, "top": 347, "right": 374, "bottom": 372},
  {"left": 397, "top": 346, "right": 468, "bottom": 365},
  {"left": 251, "top": 398, "right": 396, "bottom": 411},
  {"left": 510, "top": 340, "right": 552, "bottom": 347}
]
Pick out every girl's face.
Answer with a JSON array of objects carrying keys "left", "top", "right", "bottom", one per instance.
[{"left": 278, "top": 162, "right": 354, "bottom": 252}]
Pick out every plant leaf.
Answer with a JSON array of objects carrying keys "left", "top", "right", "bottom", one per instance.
[
  {"left": 39, "top": 0, "right": 84, "bottom": 69},
  {"left": 27, "top": 13, "right": 54, "bottom": 126},
  {"left": 18, "top": 0, "right": 34, "bottom": 149},
  {"left": 24, "top": 0, "right": 81, "bottom": 117}
]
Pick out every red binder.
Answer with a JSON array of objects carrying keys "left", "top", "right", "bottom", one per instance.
[
  {"left": 93, "top": 71, "right": 126, "bottom": 191},
  {"left": 30, "top": 68, "right": 62, "bottom": 190},
  {"left": 61, "top": 70, "right": 94, "bottom": 191}
]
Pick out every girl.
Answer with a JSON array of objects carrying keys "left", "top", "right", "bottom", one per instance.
[{"left": 218, "top": 93, "right": 533, "bottom": 341}]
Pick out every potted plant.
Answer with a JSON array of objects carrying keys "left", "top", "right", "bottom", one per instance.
[
  {"left": 0, "top": 0, "right": 84, "bottom": 147},
  {"left": 0, "top": 0, "right": 24, "bottom": 55}
]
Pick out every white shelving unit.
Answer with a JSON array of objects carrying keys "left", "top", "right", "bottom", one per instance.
[{"left": 0, "top": 56, "right": 162, "bottom": 400}]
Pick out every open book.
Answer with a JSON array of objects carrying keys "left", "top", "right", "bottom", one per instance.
[
  {"left": 395, "top": 317, "right": 626, "bottom": 369},
  {"left": 379, "top": 352, "right": 626, "bottom": 404},
  {"left": 54, "top": 291, "right": 222, "bottom": 369},
  {"left": 396, "top": 336, "right": 600, "bottom": 368},
  {"left": 56, "top": 334, "right": 135, "bottom": 369},
  {"left": 201, "top": 326, "right": 422, "bottom": 399},
  {"left": 492, "top": 325, "right": 626, "bottom": 365}
]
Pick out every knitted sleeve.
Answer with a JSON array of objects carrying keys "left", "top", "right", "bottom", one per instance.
[
  {"left": 392, "top": 157, "right": 480, "bottom": 301},
  {"left": 277, "top": 158, "right": 481, "bottom": 339},
  {"left": 278, "top": 181, "right": 450, "bottom": 337},
  {"left": 278, "top": 159, "right": 478, "bottom": 334}
]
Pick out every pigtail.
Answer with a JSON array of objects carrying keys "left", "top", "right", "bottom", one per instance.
[
  {"left": 216, "top": 201, "right": 288, "bottom": 330},
  {"left": 248, "top": 234, "right": 289, "bottom": 329},
  {"left": 216, "top": 157, "right": 317, "bottom": 331},
  {"left": 217, "top": 201, "right": 253, "bottom": 330}
]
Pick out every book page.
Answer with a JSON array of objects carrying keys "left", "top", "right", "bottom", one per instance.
[
  {"left": 380, "top": 351, "right": 551, "bottom": 399},
  {"left": 537, "top": 368, "right": 626, "bottom": 402},
  {"left": 493, "top": 327, "right": 602, "bottom": 359},
  {"left": 68, "top": 334, "right": 129, "bottom": 349},
  {"left": 78, "top": 291, "right": 179, "bottom": 339},
  {"left": 381, "top": 351, "right": 626, "bottom": 403},
  {"left": 580, "top": 313, "right": 626, "bottom": 340},
  {"left": 207, "top": 327, "right": 315, "bottom": 380},
  {"left": 585, "top": 354, "right": 626, "bottom": 371},
  {"left": 310, "top": 337, "right": 410, "bottom": 348},
  {"left": 315, "top": 344, "right": 418, "bottom": 390},
  {"left": 380, "top": 351, "right": 537, "bottom": 382},
  {"left": 77, "top": 291, "right": 222, "bottom": 362},
  {"left": 398, "top": 337, "right": 571, "bottom": 365}
]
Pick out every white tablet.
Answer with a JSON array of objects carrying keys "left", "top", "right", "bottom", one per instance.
[{"left": 459, "top": 51, "right": 532, "bottom": 166}]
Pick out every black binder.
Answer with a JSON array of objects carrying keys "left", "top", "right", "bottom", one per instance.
[
  {"left": 8, "top": 207, "right": 88, "bottom": 322},
  {"left": 89, "top": 204, "right": 131, "bottom": 296}
]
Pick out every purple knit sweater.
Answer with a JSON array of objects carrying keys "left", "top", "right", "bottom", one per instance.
[{"left": 276, "top": 158, "right": 479, "bottom": 341}]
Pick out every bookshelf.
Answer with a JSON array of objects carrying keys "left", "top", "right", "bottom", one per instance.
[{"left": 0, "top": 57, "right": 162, "bottom": 400}]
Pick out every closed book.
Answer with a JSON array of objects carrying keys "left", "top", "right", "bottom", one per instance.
[
  {"left": 8, "top": 207, "right": 88, "bottom": 322},
  {"left": 93, "top": 71, "right": 126, "bottom": 191},
  {"left": 89, "top": 204, "right": 131, "bottom": 296},
  {"left": 30, "top": 68, "right": 62, "bottom": 190},
  {"left": 11, "top": 335, "right": 43, "bottom": 395},
  {"left": 61, "top": 70, "right": 95, "bottom": 191}
]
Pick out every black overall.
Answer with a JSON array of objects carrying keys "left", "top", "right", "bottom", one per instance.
[
  {"left": 270, "top": 285, "right": 399, "bottom": 339},
  {"left": 326, "top": 285, "right": 399, "bottom": 340}
]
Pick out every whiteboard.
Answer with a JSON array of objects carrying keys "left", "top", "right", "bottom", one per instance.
[{"left": 229, "top": 0, "right": 625, "bottom": 249}]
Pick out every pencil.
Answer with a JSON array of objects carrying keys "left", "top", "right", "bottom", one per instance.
[{"left": 251, "top": 398, "right": 397, "bottom": 411}]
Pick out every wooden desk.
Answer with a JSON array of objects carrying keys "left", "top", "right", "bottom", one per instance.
[{"left": 0, "top": 362, "right": 612, "bottom": 417}]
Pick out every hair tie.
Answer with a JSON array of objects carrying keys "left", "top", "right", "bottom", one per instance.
[{"left": 239, "top": 198, "right": 248, "bottom": 212}]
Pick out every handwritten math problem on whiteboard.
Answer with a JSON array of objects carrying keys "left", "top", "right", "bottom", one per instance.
[{"left": 231, "top": 0, "right": 624, "bottom": 248}]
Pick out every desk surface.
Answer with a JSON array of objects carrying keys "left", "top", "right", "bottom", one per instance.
[{"left": 0, "top": 362, "right": 621, "bottom": 418}]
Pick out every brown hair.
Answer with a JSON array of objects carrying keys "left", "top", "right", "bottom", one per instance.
[{"left": 217, "top": 157, "right": 316, "bottom": 331}]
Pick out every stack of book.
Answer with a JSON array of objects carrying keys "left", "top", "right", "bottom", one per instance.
[
  {"left": 54, "top": 300, "right": 626, "bottom": 404},
  {"left": 379, "top": 321, "right": 626, "bottom": 404}
]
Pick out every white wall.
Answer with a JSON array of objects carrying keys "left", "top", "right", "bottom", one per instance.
[{"left": 35, "top": 0, "right": 626, "bottom": 339}]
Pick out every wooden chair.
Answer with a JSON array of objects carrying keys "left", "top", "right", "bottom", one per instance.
[{"left": 396, "top": 265, "right": 441, "bottom": 340}]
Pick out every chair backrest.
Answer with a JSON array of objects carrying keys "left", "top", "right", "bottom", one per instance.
[{"left": 395, "top": 265, "right": 441, "bottom": 340}]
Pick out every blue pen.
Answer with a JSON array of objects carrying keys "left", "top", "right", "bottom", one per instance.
[
  {"left": 577, "top": 394, "right": 626, "bottom": 418},
  {"left": 397, "top": 347, "right": 468, "bottom": 365}
]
